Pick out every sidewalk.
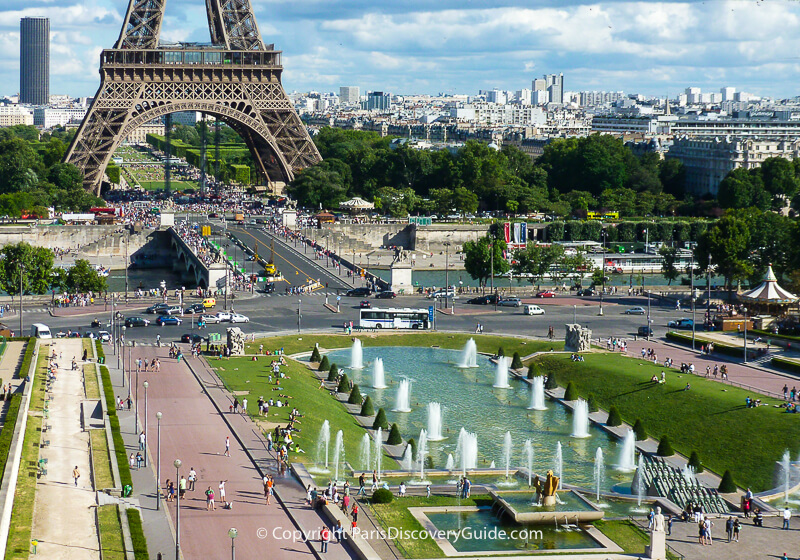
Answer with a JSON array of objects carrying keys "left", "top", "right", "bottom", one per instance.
[{"left": 29, "top": 338, "right": 100, "bottom": 559}]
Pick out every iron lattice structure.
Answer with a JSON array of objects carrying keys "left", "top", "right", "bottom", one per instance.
[{"left": 65, "top": 0, "right": 320, "bottom": 193}]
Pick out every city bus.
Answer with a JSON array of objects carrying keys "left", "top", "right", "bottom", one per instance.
[{"left": 359, "top": 308, "right": 431, "bottom": 330}]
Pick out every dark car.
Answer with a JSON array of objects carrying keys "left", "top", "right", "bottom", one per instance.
[
  {"left": 375, "top": 291, "right": 396, "bottom": 299},
  {"left": 124, "top": 316, "right": 150, "bottom": 328},
  {"left": 184, "top": 303, "right": 206, "bottom": 314},
  {"left": 156, "top": 315, "right": 182, "bottom": 326},
  {"left": 359, "top": 300, "right": 372, "bottom": 309},
  {"left": 181, "top": 333, "right": 204, "bottom": 344},
  {"left": 637, "top": 326, "right": 654, "bottom": 337},
  {"left": 466, "top": 294, "right": 498, "bottom": 305},
  {"left": 145, "top": 303, "right": 170, "bottom": 314},
  {"left": 577, "top": 288, "right": 596, "bottom": 296},
  {"left": 264, "top": 282, "right": 275, "bottom": 294},
  {"left": 345, "top": 287, "right": 371, "bottom": 297}
]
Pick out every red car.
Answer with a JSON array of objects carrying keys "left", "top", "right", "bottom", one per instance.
[
  {"left": 536, "top": 290, "right": 556, "bottom": 298},
  {"left": 359, "top": 300, "right": 372, "bottom": 309}
]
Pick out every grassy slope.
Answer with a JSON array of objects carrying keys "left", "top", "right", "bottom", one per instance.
[
  {"left": 5, "top": 416, "right": 41, "bottom": 559},
  {"left": 84, "top": 363, "right": 100, "bottom": 399},
  {"left": 90, "top": 429, "right": 115, "bottom": 489},
  {"left": 213, "top": 355, "right": 398, "bottom": 478},
  {"left": 535, "top": 352, "right": 798, "bottom": 491},
  {"left": 97, "top": 505, "right": 126, "bottom": 560}
]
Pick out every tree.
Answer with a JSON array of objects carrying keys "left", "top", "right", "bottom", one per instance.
[
  {"left": 336, "top": 374, "right": 350, "bottom": 393},
  {"left": 327, "top": 363, "right": 338, "bottom": 381},
  {"left": 310, "top": 346, "right": 321, "bottom": 363},
  {"left": 452, "top": 187, "right": 479, "bottom": 215},
  {"left": 688, "top": 451, "right": 704, "bottom": 473},
  {"left": 0, "top": 242, "right": 55, "bottom": 296},
  {"left": 659, "top": 246, "right": 680, "bottom": 285},
  {"left": 697, "top": 213, "right": 753, "bottom": 289},
  {"left": 564, "top": 381, "right": 578, "bottom": 401},
  {"left": 718, "top": 470, "right": 737, "bottom": 493},
  {"left": 527, "top": 363, "right": 540, "bottom": 379},
  {"left": 287, "top": 164, "right": 349, "bottom": 209},
  {"left": 761, "top": 157, "right": 800, "bottom": 199},
  {"left": 387, "top": 423, "right": 403, "bottom": 444},
  {"left": 348, "top": 384, "right": 362, "bottom": 404},
  {"left": 656, "top": 435, "right": 674, "bottom": 456},
  {"left": 463, "top": 235, "right": 509, "bottom": 290},
  {"left": 545, "top": 370, "right": 557, "bottom": 390},
  {"left": 606, "top": 406, "right": 622, "bottom": 426},
  {"left": 659, "top": 158, "right": 686, "bottom": 198},
  {"left": 510, "top": 352, "right": 523, "bottom": 369},
  {"left": 318, "top": 356, "right": 330, "bottom": 371},
  {"left": 633, "top": 419, "right": 647, "bottom": 441},
  {"left": 64, "top": 259, "right": 108, "bottom": 293},
  {"left": 360, "top": 396, "right": 375, "bottom": 416},
  {"left": 587, "top": 394, "right": 599, "bottom": 413},
  {"left": 513, "top": 243, "right": 564, "bottom": 285},
  {"left": 373, "top": 408, "right": 389, "bottom": 430}
]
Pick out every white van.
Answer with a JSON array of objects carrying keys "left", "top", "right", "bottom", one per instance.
[
  {"left": 31, "top": 323, "right": 53, "bottom": 339},
  {"left": 523, "top": 305, "right": 545, "bottom": 316}
]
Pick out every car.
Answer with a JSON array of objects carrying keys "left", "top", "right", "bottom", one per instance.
[
  {"left": 375, "top": 291, "right": 396, "bottom": 299},
  {"left": 156, "top": 315, "right": 182, "bottom": 326},
  {"left": 208, "top": 212, "right": 219, "bottom": 218},
  {"left": 145, "top": 303, "right": 170, "bottom": 314},
  {"left": 577, "top": 288, "right": 596, "bottom": 296},
  {"left": 200, "top": 314, "right": 220, "bottom": 324},
  {"left": 637, "top": 326, "right": 654, "bottom": 337},
  {"left": 184, "top": 303, "right": 206, "bottom": 314},
  {"left": 466, "top": 294, "right": 499, "bottom": 305},
  {"left": 498, "top": 297, "right": 522, "bottom": 308},
  {"left": 160, "top": 305, "right": 183, "bottom": 316},
  {"left": 124, "top": 316, "right": 150, "bottom": 328},
  {"left": 359, "top": 300, "right": 371, "bottom": 309},
  {"left": 181, "top": 333, "right": 205, "bottom": 344},
  {"left": 215, "top": 311, "right": 232, "bottom": 322},
  {"left": 668, "top": 318, "right": 694, "bottom": 329},
  {"left": 202, "top": 298, "right": 216, "bottom": 308},
  {"left": 536, "top": 291, "right": 556, "bottom": 298},
  {"left": 97, "top": 330, "right": 111, "bottom": 342},
  {"left": 230, "top": 313, "right": 250, "bottom": 323},
  {"left": 263, "top": 282, "right": 276, "bottom": 294},
  {"left": 524, "top": 305, "right": 545, "bottom": 316},
  {"left": 624, "top": 307, "right": 646, "bottom": 315},
  {"left": 428, "top": 289, "right": 456, "bottom": 299},
  {"left": 345, "top": 287, "right": 371, "bottom": 297}
]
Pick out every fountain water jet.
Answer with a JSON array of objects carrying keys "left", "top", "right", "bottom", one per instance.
[
  {"left": 594, "top": 448, "right": 604, "bottom": 503},
  {"left": 459, "top": 339, "right": 478, "bottom": 368},
  {"left": 445, "top": 454, "right": 455, "bottom": 471},
  {"left": 315, "top": 420, "right": 331, "bottom": 470},
  {"left": 359, "top": 433, "right": 371, "bottom": 472},
  {"left": 372, "top": 358, "right": 387, "bottom": 388},
  {"left": 528, "top": 376, "right": 547, "bottom": 410},
  {"left": 374, "top": 427, "right": 383, "bottom": 479},
  {"left": 555, "top": 441, "right": 563, "bottom": 484},
  {"left": 401, "top": 445, "right": 414, "bottom": 471},
  {"left": 502, "top": 431, "right": 513, "bottom": 479},
  {"left": 571, "top": 399, "right": 590, "bottom": 438},
  {"left": 332, "top": 430, "right": 345, "bottom": 482},
  {"left": 493, "top": 357, "right": 511, "bottom": 388},
  {"left": 636, "top": 455, "right": 645, "bottom": 506},
  {"left": 393, "top": 378, "right": 412, "bottom": 412},
  {"left": 524, "top": 439, "right": 534, "bottom": 487},
  {"left": 427, "top": 402, "right": 445, "bottom": 441},
  {"left": 418, "top": 429, "right": 428, "bottom": 481},
  {"left": 617, "top": 430, "right": 636, "bottom": 471},
  {"left": 350, "top": 339, "right": 363, "bottom": 369},
  {"left": 456, "top": 428, "right": 478, "bottom": 475},
  {"left": 782, "top": 450, "right": 792, "bottom": 503}
]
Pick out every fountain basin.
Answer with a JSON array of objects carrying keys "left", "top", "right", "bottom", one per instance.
[{"left": 491, "top": 490, "right": 604, "bottom": 524}]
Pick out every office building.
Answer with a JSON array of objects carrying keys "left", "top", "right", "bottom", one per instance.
[
  {"left": 545, "top": 73, "right": 564, "bottom": 104},
  {"left": 339, "top": 86, "right": 360, "bottom": 105},
  {"left": 20, "top": 17, "right": 50, "bottom": 105},
  {"left": 33, "top": 107, "right": 87, "bottom": 128},
  {"left": 0, "top": 105, "right": 34, "bottom": 127},
  {"left": 363, "top": 91, "right": 391, "bottom": 111}
]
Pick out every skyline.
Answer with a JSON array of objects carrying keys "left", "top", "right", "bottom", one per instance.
[{"left": 1, "top": 1, "right": 799, "bottom": 100}]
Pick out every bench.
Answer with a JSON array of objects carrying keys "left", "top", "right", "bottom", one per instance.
[{"left": 352, "top": 326, "right": 377, "bottom": 332}]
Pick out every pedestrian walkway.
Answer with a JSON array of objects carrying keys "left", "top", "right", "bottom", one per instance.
[{"left": 30, "top": 338, "right": 100, "bottom": 559}]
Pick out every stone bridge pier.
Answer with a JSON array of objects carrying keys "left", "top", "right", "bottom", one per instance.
[{"left": 168, "top": 228, "right": 227, "bottom": 289}]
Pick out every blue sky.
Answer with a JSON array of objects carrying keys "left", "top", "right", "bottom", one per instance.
[{"left": 1, "top": 0, "right": 798, "bottom": 99}]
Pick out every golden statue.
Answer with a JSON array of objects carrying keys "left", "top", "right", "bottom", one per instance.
[{"left": 534, "top": 470, "right": 560, "bottom": 506}]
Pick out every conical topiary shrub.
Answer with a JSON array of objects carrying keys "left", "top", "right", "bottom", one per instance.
[
  {"left": 688, "top": 451, "right": 704, "bottom": 473},
  {"left": 719, "top": 470, "right": 737, "bottom": 493},
  {"left": 318, "top": 355, "right": 330, "bottom": 371},
  {"left": 497, "top": 346, "right": 505, "bottom": 357},
  {"left": 545, "top": 370, "right": 557, "bottom": 390},
  {"left": 656, "top": 435, "right": 674, "bottom": 456},
  {"left": 425, "top": 455, "right": 434, "bottom": 469},
  {"left": 587, "top": 393, "right": 599, "bottom": 413},
  {"left": 327, "top": 363, "right": 339, "bottom": 382},
  {"left": 336, "top": 374, "right": 350, "bottom": 393},
  {"left": 511, "top": 352, "right": 523, "bottom": 370},
  {"left": 348, "top": 384, "right": 362, "bottom": 404},
  {"left": 387, "top": 423, "right": 402, "bottom": 444},
  {"left": 373, "top": 408, "right": 389, "bottom": 430},
  {"left": 633, "top": 419, "right": 647, "bottom": 441},
  {"left": 310, "top": 346, "right": 321, "bottom": 363},
  {"left": 360, "top": 395, "right": 375, "bottom": 416},
  {"left": 606, "top": 406, "right": 622, "bottom": 426},
  {"left": 527, "top": 363, "right": 540, "bottom": 379},
  {"left": 563, "top": 381, "right": 578, "bottom": 401}
]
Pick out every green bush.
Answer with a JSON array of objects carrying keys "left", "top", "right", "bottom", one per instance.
[
  {"left": 511, "top": 352, "right": 523, "bottom": 369},
  {"left": 719, "top": 470, "right": 737, "bottom": 493},
  {"left": 587, "top": 393, "right": 599, "bottom": 413},
  {"left": 425, "top": 455, "right": 434, "bottom": 469},
  {"left": 564, "top": 381, "right": 578, "bottom": 401},
  {"left": 318, "top": 355, "right": 330, "bottom": 371},
  {"left": 0, "top": 395, "right": 21, "bottom": 486},
  {"left": 327, "top": 363, "right": 339, "bottom": 381},
  {"left": 126, "top": 508, "right": 150, "bottom": 560},
  {"left": 633, "top": 418, "right": 647, "bottom": 441},
  {"left": 607, "top": 406, "right": 622, "bottom": 426},
  {"left": 656, "top": 435, "right": 674, "bottom": 456},
  {"left": 688, "top": 451, "right": 704, "bottom": 473},
  {"left": 348, "top": 384, "right": 362, "bottom": 404},
  {"left": 372, "top": 488, "right": 394, "bottom": 504},
  {"left": 16, "top": 338, "right": 36, "bottom": 378},
  {"left": 100, "top": 366, "right": 116, "bottom": 417},
  {"left": 771, "top": 357, "right": 800, "bottom": 375},
  {"left": 109, "top": 415, "right": 133, "bottom": 488},
  {"left": 387, "top": 423, "right": 402, "bottom": 445},
  {"left": 336, "top": 374, "right": 350, "bottom": 393},
  {"left": 545, "top": 370, "right": 557, "bottom": 390},
  {"left": 407, "top": 438, "right": 417, "bottom": 461},
  {"left": 497, "top": 347, "right": 505, "bottom": 357},
  {"left": 360, "top": 396, "right": 375, "bottom": 416},
  {"left": 310, "top": 346, "right": 321, "bottom": 363},
  {"left": 373, "top": 408, "right": 389, "bottom": 430},
  {"left": 527, "top": 363, "right": 540, "bottom": 379},
  {"left": 95, "top": 339, "right": 105, "bottom": 361}
]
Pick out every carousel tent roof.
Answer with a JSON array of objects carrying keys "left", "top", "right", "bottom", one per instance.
[
  {"left": 740, "top": 264, "right": 798, "bottom": 304},
  {"left": 339, "top": 197, "right": 374, "bottom": 210}
]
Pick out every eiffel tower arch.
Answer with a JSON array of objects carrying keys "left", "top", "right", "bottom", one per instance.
[{"left": 65, "top": 0, "right": 321, "bottom": 194}]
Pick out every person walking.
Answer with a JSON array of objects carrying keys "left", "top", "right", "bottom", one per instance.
[
  {"left": 188, "top": 467, "right": 197, "bottom": 491},
  {"left": 242, "top": 398, "right": 248, "bottom": 414},
  {"left": 223, "top": 436, "right": 230, "bottom": 457},
  {"left": 371, "top": 469, "right": 378, "bottom": 492},
  {"left": 139, "top": 431, "right": 146, "bottom": 451},
  {"left": 72, "top": 466, "right": 80, "bottom": 487},
  {"left": 783, "top": 507, "right": 791, "bottom": 530},
  {"left": 265, "top": 475, "right": 274, "bottom": 505},
  {"left": 219, "top": 480, "right": 228, "bottom": 507},
  {"left": 320, "top": 526, "right": 330, "bottom": 553},
  {"left": 205, "top": 486, "right": 215, "bottom": 511},
  {"left": 732, "top": 518, "right": 740, "bottom": 542},
  {"left": 726, "top": 517, "right": 734, "bottom": 543},
  {"left": 357, "top": 473, "right": 367, "bottom": 497}
]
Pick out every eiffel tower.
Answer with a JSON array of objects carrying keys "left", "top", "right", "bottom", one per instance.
[{"left": 65, "top": 0, "right": 321, "bottom": 193}]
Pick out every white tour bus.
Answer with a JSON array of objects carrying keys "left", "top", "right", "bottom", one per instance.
[
  {"left": 31, "top": 323, "right": 52, "bottom": 339},
  {"left": 359, "top": 308, "right": 431, "bottom": 330}
]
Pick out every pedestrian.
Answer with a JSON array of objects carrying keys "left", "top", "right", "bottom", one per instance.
[
  {"left": 351, "top": 503, "right": 358, "bottom": 526},
  {"left": 733, "top": 518, "right": 740, "bottom": 542},
  {"left": 266, "top": 475, "right": 274, "bottom": 505},
  {"left": 136, "top": 451, "right": 144, "bottom": 469},
  {"left": 188, "top": 467, "right": 197, "bottom": 491},
  {"left": 130, "top": 453, "right": 136, "bottom": 470},
  {"left": 426, "top": 485, "right": 431, "bottom": 498},
  {"left": 205, "top": 486, "right": 215, "bottom": 510},
  {"left": 179, "top": 476, "right": 187, "bottom": 498},
  {"left": 139, "top": 431, "right": 146, "bottom": 451},
  {"left": 242, "top": 398, "right": 248, "bottom": 413},
  {"left": 371, "top": 469, "right": 378, "bottom": 492},
  {"left": 72, "top": 465, "right": 80, "bottom": 486},
  {"left": 320, "top": 525, "right": 330, "bottom": 553},
  {"left": 233, "top": 398, "right": 239, "bottom": 413},
  {"left": 726, "top": 517, "right": 734, "bottom": 542},
  {"left": 224, "top": 436, "right": 230, "bottom": 457},
  {"left": 783, "top": 507, "right": 791, "bottom": 530},
  {"left": 219, "top": 480, "right": 227, "bottom": 507}
]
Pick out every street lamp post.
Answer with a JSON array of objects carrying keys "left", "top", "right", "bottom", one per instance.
[
  {"left": 174, "top": 459, "right": 182, "bottom": 560},
  {"left": 691, "top": 255, "right": 696, "bottom": 351},
  {"left": 297, "top": 299, "right": 302, "bottom": 333},
  {"left": 228, "top": 528, "right": 238, "bottom": 560},
  {"left": 444, "top": 242, "right": 451, "bottom": 310},
  {"left": 156, "top": 412, "right": 162, "bottom": 511},
  {"left": 121, "top": 326, "right": 126, "bottom": 388},
  {"left": 743, "top": 307, "right": 749, "bottom": 363},
  {"left": 143, "top": 381, "right": 149, "bottom": 467},
  {"left": 707, "top": 254, "right": 712, "bottom": 330},
  {"left": 647, "top": 289, "right": 652, "bottom": 341},
  {"left": 135, "top": 361, "right": 140, "bottom": 433},
  {"left": 599, "top": 229, "right": 606, "bottom": 316},
  {"left": 18, "top": 264, "right": 24, "bottom": 336}
]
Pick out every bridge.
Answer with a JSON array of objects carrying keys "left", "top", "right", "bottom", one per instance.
[{"left": 167, "top": 227, "right": 227, "bottom": 289}]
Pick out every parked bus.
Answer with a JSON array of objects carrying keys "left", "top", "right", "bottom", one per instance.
[{"left": 359, "top": 308, "right": 430, "bottom": 330}]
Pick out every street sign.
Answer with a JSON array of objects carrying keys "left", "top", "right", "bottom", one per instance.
[{"left": 428, "top": 306, "right": 434, "bottom": 323}]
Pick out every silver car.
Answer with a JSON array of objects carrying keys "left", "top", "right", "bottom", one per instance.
[{"left": 498, "top": 297, "right": 522, "bottom": 308}]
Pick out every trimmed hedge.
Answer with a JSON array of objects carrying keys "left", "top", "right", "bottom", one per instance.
[
  {"left": 656, "top": 435, "right": 674, "bottom": 456},
  {"left": 348, "top": 384, "right": 362, "bottom": 405},
  {"left": 336, "top": 374, "right": 350, "bottom": 393},
  {"left": 497, "top": 347, "right": 505, "bottom": 357},
  {"left": 771, "top": 357, "right": 800, "bottom": 375},
  {"left": 318, "top": 356, "right": 330, "bottom": 371},
  {"left": 607, "top": 406, "right": 622, "bottom": 426},
  {"left": 665, "top": 331, "right": 747, "bottom": 359},
  {"left": 545, "top": 371, "right": 558, "bottom": 390},
  {"left": 109, "top": 415, "right": 133, "bottom": 488},
  {"left": 407, "top": 438, "right": 417, "bottom": 461},
  {"left": 719, "top": 470, "right": 737, "bottom": 493},
  {"left": 373, "top": 408, "right": 389, "bottom": 430},
  {"left": 587, "top": 393, "right": 599, "bottom": 413},
  {"left": 16, "top": 338, "right": 36, "bottom": 378},
  {"left": 751, "top": 329, "right": 800, "bottom": 344},
  {"left": 633, "top": 418, "right": 647, "bottom": 441},
  {"left": 0, "top": 395, "right": 22, "bottom": 486},
  {"left": 310, "top": 346, "right": 321, "bottom": 363},
  {"left": 100, "top": 366, "right": 117, "bottom": 417},
  {"left": 387, "top": 423, "right": 402, "bottom": 445},
  {"left": 372, "top": 488, "right": 394, "bottom": 503},
  {"left": 327, "top": 363, "right": 339, "bottom": 382},
  {"left": 527, "top": 363, "right": 540, "bottom": 379},
  {"left": 511, "top": 352, "right": 523, "bottom": 370},
  {"left": 688, "top": 451, "right": 704, "bottom": 473},
  {"left": 360, "top": 396, "right": 374, "bottom": 416},
  {"left": 563, "top": 381, "right": 578, "bottom": 401},
  {"left": 126, "top": 508, "right": 150, "bottom": 560}
]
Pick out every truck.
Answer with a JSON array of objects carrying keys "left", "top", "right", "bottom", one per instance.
[{"left": 234, "top": 212, "right": 245, "bottom": 222}]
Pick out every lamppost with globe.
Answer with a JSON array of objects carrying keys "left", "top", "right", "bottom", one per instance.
[
  {"left": 156, "top": 412, "right": 162, "bottom": 510},
  {"left": 174, "top": 459, "right": 182, "bottom": 560},
  {"left": 228, "top": 528, "right": 238, "bottom": 560},
  {"left": 142, "top": 381, "right": 149, "bottom": 467}
]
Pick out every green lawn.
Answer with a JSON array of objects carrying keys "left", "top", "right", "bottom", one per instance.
[
  {"left": 5, "top": 416, "right": 41, "bottom": 559},
  {"left": 90, "top": 430, "right": 115, "bottom": 489},
  {"left": 84, "top": 364, "right": 100, "bottom": 400},
  {"left": 136, "top": 180, "right": 198, "bottom": 191},
  {"left": 534, "top": 352, "right": 799, "bottom": 491},
  {"left": 247, "top": 332, "right": 561, "bottom": 358},
  {"left": 212, "top": 355, "right": 398, "bottom": 479},
  {"left": 594, "top": 520, "right": 678, "bottom": 559},
  {"left": 370, "top": 494, "right": 491, "bottom": 559},
  {"left": 97, "top": 505, "right": 126, "bottom": 560}
]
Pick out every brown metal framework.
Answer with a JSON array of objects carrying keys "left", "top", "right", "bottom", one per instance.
[{"left": 66, "top": 0, "right": 320, "bottom": 193}]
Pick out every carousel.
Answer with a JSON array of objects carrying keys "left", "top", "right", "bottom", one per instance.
[{"left": 739, "top": 264, "right": 798, "bottom": 314}]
